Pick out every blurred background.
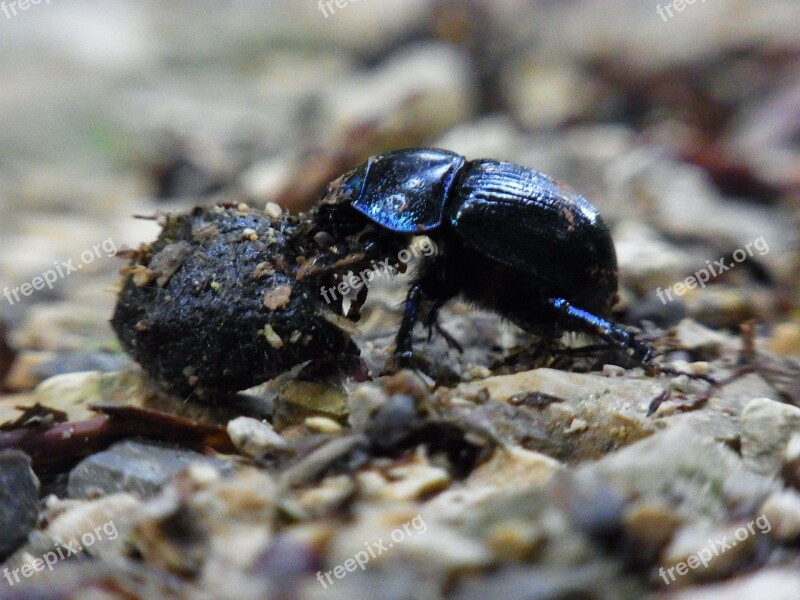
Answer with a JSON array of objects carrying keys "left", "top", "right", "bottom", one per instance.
[
  {"left": 2, "top": 4, "right": 800, "bottom": 599},
  {"left": 0, "top": 0, "right": 798, "bottom": 386}
]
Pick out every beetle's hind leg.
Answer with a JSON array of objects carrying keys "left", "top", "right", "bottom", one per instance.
[{"left": 548, "top": 298, "right": 652, "bottom": 364}]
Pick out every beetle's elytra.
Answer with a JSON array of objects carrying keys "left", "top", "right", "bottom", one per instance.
[{"left": 316, "top": 147, "right": 651, "bottom": 365}]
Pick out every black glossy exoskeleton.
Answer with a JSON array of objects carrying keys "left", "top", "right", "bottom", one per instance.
[{"left": 315, "top": 148, "right": 651, "bottom": 366}]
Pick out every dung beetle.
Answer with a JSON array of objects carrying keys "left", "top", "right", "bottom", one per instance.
[{"left": 315, "top": 147, "right": 652, "bottom": 366}]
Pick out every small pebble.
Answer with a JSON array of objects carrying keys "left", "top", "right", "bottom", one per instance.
[
  {"left": 603, "top": 364, "right": 626, "bottom": 377},
  {"left": 187, "top": 463, "right": 222, "bottom": 486},
  {"left": 768, "top": 322, "right": 800, "bottom": 356},
  {"left": 565, "top": 418, "right": 589, "bottom": 434},
  {"left": 689, "top": 361, "right": 710, "bottom": 376},
  {"left": 264, "top": 202, "right": 283, "bottom": 219},
  {"left": 262, "top": 324, "right": 284, "bottom": 349},
  {"left": 463, "top": 365, "right": 492, "bottom": 382},
  {"left": 263, "top": 284, "right": 292, "bottom": 310},
  {"left": 0, "top": 451, "right": 40, "bottom": 556},
  {"left": 304, "top": 416, "right": 343, "bottom": 433},
  {"left": 227, "top": 416, "right": 288, "bottom": 458}
]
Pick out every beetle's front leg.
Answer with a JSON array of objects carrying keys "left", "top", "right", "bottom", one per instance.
[
  {"left": 394, "top": 283, "right": 424, "bottom": 361},
  {"left": 381, "top": 283, "right": 429, "bottom": 375},
  {"left": 548, "top": 298, "right": 652, "bottom": 363},
  {"left": 346, "top": 283, "right": 369, "bottom": 321}
]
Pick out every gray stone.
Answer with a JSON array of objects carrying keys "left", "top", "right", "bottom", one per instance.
[
  {"left": 665, "top": 569, "right": 800, "bottom": 600},
  {"left": 571, "top": 425, "right": 777, "bottom": 523},
  {"left": 227, "top": 416, "right": 288, "bottom": 459},
  {"left": 0, "top": 450, "right": 40, "bottom": 557},
  {"left": 450, "top": 367, "right": 665, "bottom": 461},
  {"left": 67, "top": 439, "right": 235, "bottom": 499},
  {"left": 740, "top": 397, "right": 800, "bottom": 475}
]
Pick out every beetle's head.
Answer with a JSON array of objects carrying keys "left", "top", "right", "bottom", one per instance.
[{"left": 316, "top": 164, "right": 369, "bottom": 237}]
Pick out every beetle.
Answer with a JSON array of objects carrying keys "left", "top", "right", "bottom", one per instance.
[{"left": 313, "top": 147, "right": 652, "bottom": 367}]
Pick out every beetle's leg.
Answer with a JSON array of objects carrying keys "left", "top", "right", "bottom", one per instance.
[
  {"left": 433, "top": 320, "right": 464, "bottom": 352},
  {"left": 548, "top": 298, "right": 652, "bottom": 363},
  {"left": 382, "top": 283, "right": 437, "bottom": 375},
  {"left": 553, "top": 343, "right": 613, "bottom": 356},
  {"left": 346, "top": 284, "right": 369, "bottom": 321},
  {"left": 425, "top": 301, "right": 463, "bottom": 352},
  {"left": 394, "top": 283, "right": 424, "bottom": 360},
  {"left": 329, "top": 276, "right": 345, "bottom": 316}
]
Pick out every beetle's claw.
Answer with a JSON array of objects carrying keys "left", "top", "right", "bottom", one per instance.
[
  {"left": 608, "top": 325, "right": 653, "bottom": 365},
  {"left": 426, "top": 318, "right": 464, "bottom": 353},
  {"left": 631, "top": 340, "right": 654, "bottom": 364},
  {"left": 621, "top": 332, "right": 654, "bottom": 364},
  {"left": 382, "top": 351, "right": 431, "bottom": 376},
  {"left": 382, "top": 351, "right": 411, "bottom": 375}
]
